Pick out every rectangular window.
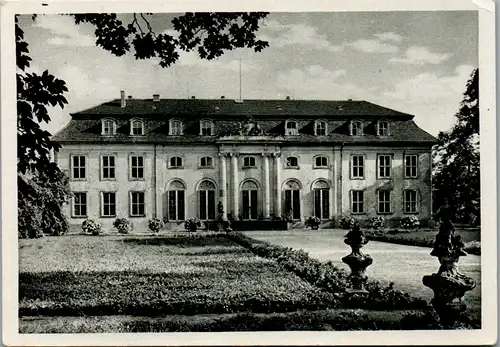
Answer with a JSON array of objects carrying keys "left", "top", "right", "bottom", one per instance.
[
  {"left": 130, "top": 155, "right": 144, "bottom": 179},
  {"left": 243, "top": 156, "right": 256, "bottom": 167},
  {"left": 286, "top": 157, "right": 298, "bottom": 168},
  {"left": 101, "top": 155, "right": 116, "bottom": 180},
  {"left": 351, "top": 190, "right": 364, "bottom": 214},
  {"left": 378, "top": 190, "right": 392, "bottom": 214},
  {"left": 378, "top": 154, "right": 392, "bottom": 178},
  {"left": 73, "top": 192, "right": 87, "bottom": 217},
  {"left": 404, "top": 190, "right": 418, "bottom": 213},
  {"left": 101, "top": 192, "right": 116, "bottom": 217},
  {"left": 130, "top": 191, "right": 145, "bottom": 217},
  {"left": 132, "top": 121, "right": 143, "bottom": 136},
  {"left": 168, "top": 190, "right": 185, "bottom": 221},
  {"left": 405, "top": 154, "right": 418, "bottom": 178},
  {"left": 315, "top": 156, "right": 327, "bottom": 168},
  {"left": 72, "top": 155, "right": 86, "bottom": 180},
  {"left": 200, "top": 156, "right": 213, "bottom": 168},
  {"left": 351, "top": 155, "right": 364, "bottom": 179}
]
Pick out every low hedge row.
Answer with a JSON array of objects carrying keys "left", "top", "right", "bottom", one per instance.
[{"left": 226, "top": 231, "right": 429, "bottom": 310}]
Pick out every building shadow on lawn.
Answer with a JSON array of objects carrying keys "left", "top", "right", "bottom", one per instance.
[{"left": 121, "top": 235, "right": 235, "bottom": 247}]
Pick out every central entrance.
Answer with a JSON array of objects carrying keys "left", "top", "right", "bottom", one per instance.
[{"left": 241, "top": 180, "right": 259, "bottom": 220}]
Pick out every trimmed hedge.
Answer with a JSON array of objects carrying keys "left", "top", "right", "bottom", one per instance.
[{"left": 226, "top": 231, "right": 429, "bottom": 310}]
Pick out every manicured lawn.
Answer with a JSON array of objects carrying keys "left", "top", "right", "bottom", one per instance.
[{"left": 19, "top": 234, "right": 337, "bottom": 318}]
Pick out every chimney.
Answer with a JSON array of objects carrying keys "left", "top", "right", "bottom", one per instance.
[
  {"left": 128, "top": 95, "right": 132, "bottom": 99},
  {"left": 153, "top": 94, "right": 160, "bottom": 102},
  {"left": 191, "top": 96, "right": 196, "bottom": 99},
  {"left": 286, "top": 96, "right": 291, "bottom": 100},
  {"left": 221, "top": 96, "right": 225, "bottom": 99},
  {"left": 348, "top": 98, "right": 353, "bottom": 102},
  {"left": 120, "top": 90, "right": 126, "bottom": 108}
]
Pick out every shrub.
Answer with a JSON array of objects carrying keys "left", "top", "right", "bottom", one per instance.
[
  {"left": 304, "top": 216, "right": 321, "bottom": 229},
  {"left": 370, "top": 216, "right": 385, "bottom": 230},
  {"left": 113, "top": 218, "right": 132, "bottom": 234},
  {"left": 82, "top": 219, "right": 101, "bottom": 236},
  {"left": 148, "top": 218, "right": 163, "bottom": 233},
  {"left": 401, "top": 216, "right": 420, "bottom": 229},
  {"left": 185, "top": 217, "right": 201, "bottom": 231},
  {"left": 339, "top": 216, "right": 356, "bottom": 229}
]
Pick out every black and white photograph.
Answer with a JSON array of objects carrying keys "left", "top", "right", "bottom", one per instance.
[{"left": 1, "top": 0, "right": 496, "bottom": 345}]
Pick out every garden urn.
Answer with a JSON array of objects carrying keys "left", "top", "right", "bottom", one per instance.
[{"left": 342, "top": 223, "right": 373, "bottom": 293}]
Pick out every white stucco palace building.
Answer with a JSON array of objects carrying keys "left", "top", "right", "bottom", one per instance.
[{"left": 52, "top": 92, "right": 437, "bottom": 230}]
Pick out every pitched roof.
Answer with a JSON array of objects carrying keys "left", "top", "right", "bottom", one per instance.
[{"left": 71, "top": 98, "right": 414, "bottom": 119}]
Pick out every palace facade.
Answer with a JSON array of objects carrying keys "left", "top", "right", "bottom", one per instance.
[{"left": 52, "top": 92, "right": 437, "bottom": 230}]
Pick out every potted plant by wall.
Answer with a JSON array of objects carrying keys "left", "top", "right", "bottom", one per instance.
[
  {"left": 148, "top": 218, "right": 164, "bottom": 234},
  {"left": 185, "top": 217, "right": 201, "bottom": 232},
  {"left": 305, "top": 216, "right": 321, "bottom": 230},
  {"left": 82, "top": 219, "right": 101, "bottom": 236},
  {"left": 113, "top": 218, "right": 133, "bottom": 234}
]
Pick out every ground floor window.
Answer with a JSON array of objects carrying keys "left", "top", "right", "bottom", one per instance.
[
  {"left": 351, "top": 190, "right": 364, "bottom": 214},
  {"left": 101, "top": 192, "right": 116, "bottom": 217},
  {"left": 377, "top": 190, "right": 392, "bottom": 214},
  {"left": 404, "top": 189, "right": 418, "bottom": 213},
  {"left": 284, "top": 180, "right": 301, "bottom": 219},
  {"left": 168, "top": 180, "right": 185, "bottom": 221},
  {"left": 130, "top": 191, "right": 145, "bottom": 217},
  {"left": 199, "top": 180, "right": 216, "bottom": 220},
  {"left": 73, "top": 192, "right": 87, "bottom": 217}
]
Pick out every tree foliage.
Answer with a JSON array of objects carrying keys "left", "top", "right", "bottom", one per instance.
[
  {"left": 17, "top": 12, "right": 269, "bottom": 237},
  {"left": 432, "top": 68, "right": 479, "bottom": 224}
]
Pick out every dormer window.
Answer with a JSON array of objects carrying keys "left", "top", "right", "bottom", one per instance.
[
  {"left": 130, "top": 119, "right": 144, "bottom": 136},
  {"left": 101, "top": 118, "right": 116, "bottom": 136},
  {"left": 200, "top": 120, "right": 214, "bottom": 136},
  {"left": 169, "top": 119, "right": 183, "bottom": 136},
  {"left": 285, "top": 120, "right": 298, "bottom": 135},
  {"left": 315, "top": 120, "right": 327, "bottom": 136},
  {"left": 350, "top": 120, "right": 363, "bottom": 136},
  {"left": 377, "top": 121, "right": 390, "bottom": 136}
]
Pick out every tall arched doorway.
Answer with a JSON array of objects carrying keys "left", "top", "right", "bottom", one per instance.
[
  {"left": 313, "top": 180, "right": 330, "bottom": 219},
  {"left": 167, "top": 180, "right": 186, "bottom": 221},
  {"left": 241, "top": 180, "right": 259, "bottom": 220},
  {"left": 284, "top": 180, "right": 301, "bottom": 220},
  {"left": 199, "top": 180, "right": 216, "bottom": 220}
]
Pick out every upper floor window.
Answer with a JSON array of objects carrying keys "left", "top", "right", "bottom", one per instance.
[
  {"left": 378, "top": 154, "right": 392, "bottom": 179},
  {"left": 200, "top": 120, "right": 214, "bottom": 136},
  {"left": 200, "top": 156, "right": 213, "bottom": 168},
  {"left": 130, "top": 155, "right": 144, "bottom": 180},
  {"left": 314, "top": 156, "right": 328, "bottom": 168},
  {"left": 315, "top": 120, "right": 327, "bottom": 136},
  {"left": 130, "top": 119, "right": 144, "bottom": 136},
  {"left": 101, "top": 118, "right": 116, "bottom": 136},
  {"left": 405, "top": 154, "right": 418, "bottom": 178},
  {"left": 169, "top": 156, "right": 183, "bottom": 168},
  {"left": 101, "top": 155, "right": 116, "bottom": 180},
  {"left": 243, "top": 156, "right": 256, "bottom": 168},
  {"left": 350, "top": 121, "right": 363, "bottom": 136},
  {"left": 351, "top": 155, "right": 364, "bottom": 179},
  {"left": 169, "top": 119, "right": 183, "bottom": 135},
  {"left": 285, "top": 120, "right": 298, "bottom": 135},
  {"left": 285, "top": 156, "right": 299, "bottom": 168},
  {"left": 377, "top": 121, "right": 390, "bottom": 136},
  {"left": 71, "top": 155, "right": 87, "bottom": 180}
]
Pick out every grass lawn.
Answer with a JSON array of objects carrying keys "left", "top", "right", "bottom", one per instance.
[{"left": 19, "top": 233, "right": 337, "bottom": 319}]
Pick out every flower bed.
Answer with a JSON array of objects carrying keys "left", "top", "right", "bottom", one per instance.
[{"left": 225, "top": 231, "right": 429, "bottom": 310}]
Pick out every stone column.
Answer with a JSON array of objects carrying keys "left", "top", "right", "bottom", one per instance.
[
  {"left": 231, "top": 153, "right": 239, "bottom": 219},
  {"left": 262, "top": 153, "right": 270, "bottom": 219},
  {"left": 274, "top": 152, "right": 282, "bottom": 218},
  {"left": 219, "top": 153, "right": 227, "bottom": 217}
]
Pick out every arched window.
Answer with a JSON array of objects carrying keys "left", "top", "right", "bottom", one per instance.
[
  {"left": 169, "top": 119, "right": 183, "bottom": 135},
  {"left": 285, "top": 156, "right": 299, "bottom": 168},
  {"left": 130, "top": 119, "right": 144, "bottom": 136},
  {"left": 169, "top": 156, "right": 183, "bottom": 168},
  {"left": 313, "top": 180, "right": 330, "bottom": 219},
  {"left": 350, "top": 120, "right": 363, "bottom": 136},
  {"left": 377, "top": 121, "right": 390, "bottom": 136},
  {"left": 284, "top": 180, "right": 301, "bottom": 220},
  {"left": 285, "top": 120, "right": 298, "bottom": 135},
  {"left": 101, "top": 118, "right": 116, "bottom": 135},
  {"left": 200, "top": 119, "right": 214, "bottom": 136},
  {"left": 167, "top": 180, "right": 185, "bottom": 221},
  {"left": 241, "top": 180, "right": 259, "bottom": 220},
  {"left": 200, "top": 156, "right": 214, "bottom": 168},
  {"left": 314, "top": 156, "right": 328, "bottom": 168},
  {"left": 315, "top": 120, "right": 327, "bottom": 136},
  {"left": 199, "top": 180, "right": 216, "bottom": 220}
]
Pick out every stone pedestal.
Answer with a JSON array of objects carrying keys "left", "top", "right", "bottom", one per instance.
[{"left": 342, "top": 222, "right": 373, "bottom": 293}]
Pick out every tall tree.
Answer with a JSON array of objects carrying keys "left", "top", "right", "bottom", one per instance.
[
  {"left": 17, "top": 13, "right": 269, "bottom": 238},
  {"left": 432, "top": 68, "right": 479, "bottom": 224}
]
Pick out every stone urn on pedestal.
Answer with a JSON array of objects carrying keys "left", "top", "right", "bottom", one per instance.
[
  {"left": 422, "top": 219, "right": 476, "bottom": 328},
  {"left": 342, "top": 222, "right": 373, "bottom": 294}
]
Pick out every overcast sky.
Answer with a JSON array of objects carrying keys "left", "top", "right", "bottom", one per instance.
[{"left": 18, "top": 11, "right": 478, "bottom": 136}]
